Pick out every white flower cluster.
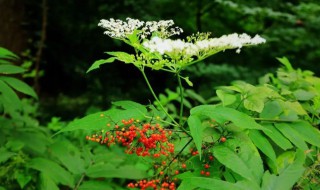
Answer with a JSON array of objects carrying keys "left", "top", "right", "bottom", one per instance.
[
  {"left": 143, "top": 37, "right": 196, "bottom": 56},
  {"left": 143, "top": 33, "right": 266, "bottom": 56},
  {"left": 98, "top": 18, "right": 183, "bottom": 39}
]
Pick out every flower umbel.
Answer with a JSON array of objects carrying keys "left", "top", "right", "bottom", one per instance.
[
  {"left": 98, "top": 18, "right": 183, "bottom": 39},
  {"left": 93, "top": 17, "right": 266, "bottom": 73}
]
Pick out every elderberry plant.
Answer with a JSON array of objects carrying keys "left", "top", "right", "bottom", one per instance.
[
  {"left": 59, "top": 18, "right": 320, "bottom": 190},
  {"left": 83, "top": 18, "right": 265, "bottom": 189}
]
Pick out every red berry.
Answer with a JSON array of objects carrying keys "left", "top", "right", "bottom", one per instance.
[
  {"left": 205, "top": 171, "right": 210, "bottom": 176},
  {"left": 204, "top": 164, "right": 210, "bottom": 169},
  {"left": 200, "top": 170, "right": 205, "bottom": 175},
  {"left": 181, "top": 163, "right": 187, "bottom": 169},
  {"left": 220, "top": 137, "right": 227, "bottom": 143}
]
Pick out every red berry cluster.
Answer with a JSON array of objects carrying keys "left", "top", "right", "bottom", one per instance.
[
  {"left": 127, "top": 179, "right": 176, "bottom": 190},
  {"left": 200, "top": 154, "right": 214, "bottom": 177},
  {"left": 86, "top": 119, "right": 174, "bottom": 157}
]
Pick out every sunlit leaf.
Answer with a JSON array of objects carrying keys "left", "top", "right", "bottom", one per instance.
[
  {"left": 187, "top": 115, "right": 203, "bottom": 159},
  {"left": 87, "top": 57, "right": 116, "bottom": 73},
  {"left": 0, "top": 65, "right": 25, "bottom": 74}
]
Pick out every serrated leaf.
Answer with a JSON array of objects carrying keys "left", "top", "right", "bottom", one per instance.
[
  {"left": 0, "top": 65, "right": 25, "bottom": 74},
  {"left": 275, "top": 123, "right": 308, "bottom": 151},
  {"left": 86, "top": 164, "right": 147, "bottom": 179},
  {"left": 87, "top": 57, "right": 116, "bottom": 73},
  {"left": 106, "top": 51, "right": 135, "bottom": 63},
  {"left": 216, "top": 89, "right": 237, "bottom": 106},
  {"left": 262, "top": 123, "right": 293, "bottom": 150},
  {"left": 191, "top": 105, "right": 265, "bottom": 130},
  {"left": 0, "top": 76, "right": 37, "bottom": 99},
  {"left": 290, "top": 121, "right": 320, "bottom": 147},
  {"left": 249, "top": 130, "right": 276, "bottom": 162},
  {"left": 212, "top": 138, "right": 263, "bottom": 183},
  {"left": 39, "top": 173, "right": 59, "bottom": 190},
  {"left": 187, "top": 115, "right": 203, "bottom": 159},
  {"left": 261, "top": 150, "right": 305, "bottom": 190},
  {"left": 79, "top": 181, "right": 113, "bottom": 190},
  {"left": 57, "top": 101, "right": 147, "bottom": 134},
  {"left": 50, "top": 141, "right": 85, "bottom": 174},
  {"left": 28, "top": 158, "right": 74, "bottom": 187}
]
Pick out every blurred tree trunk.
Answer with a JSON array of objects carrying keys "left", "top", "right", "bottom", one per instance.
[{"left": 0, "top": 0, "right": 28, "bottom": 54}]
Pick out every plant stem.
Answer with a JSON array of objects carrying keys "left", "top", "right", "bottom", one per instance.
[
  {"left": 167, "top": 138, "right": 193, "bottom": 167},
  {"left": 74, "top": 173, "right": 85, "bottom": 190},
  {"left": 254, "top": 118, "right": 297, "bottom": 123},
  {"left": 177, "top": 73, "right": 184, "bottom": 126},
  {"left": 141, "top": 70, "right": 179, "bottom": 126}
]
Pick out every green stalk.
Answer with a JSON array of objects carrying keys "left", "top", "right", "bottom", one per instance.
[
  {"left": 177, "top": 73, "right": 184, "bottom": 126},
  {"left": 140, "top": 70, "right": 179, "bottom": 126}
]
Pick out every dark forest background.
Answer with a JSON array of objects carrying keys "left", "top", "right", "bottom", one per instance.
[{"left": 1, "top": 0, "right": 319, "bottom": 122}]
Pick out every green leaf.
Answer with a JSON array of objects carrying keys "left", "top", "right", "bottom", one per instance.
[
  {"left": 27, "top": 157, "right": 74, "bottom": 187},
  {"left": 183, "top": 76, "right": 193, "bottom": 87},
  {"left": 262, "top": 123, "right": 293, "bottom": 150},
  {"left": 243, "top": 86, "right": 276, "bottom": 113},
  {"left": 86, "top": 57, "right": 116, "bottom": 73},
  {"left": 275, "top": 123, "right": 309, "bottom": 151},
  {"left": 79, "top": 181, "right": 113, "bottom": 190},
  {"left": 290, "top": 121, "right": 320, "bottom": 147},
  {"left": 191, "top": 105, "right": 265, "bottom": 130},
  {"left": 0, "top": 80, "right": 22, "bottom": 113},
  {"left": 216, "top": 89, "right": 237, "bottom": 106},
  {"left": 261, "top": 150, "right": 305, "bottom": 190},
  {"left": 39, "top": 173, "right": 59, "bottom": 190},
  {"left": 50, "top": 141, "right": 85, "bottom": 175},
  {"left": 0, "top": 65, "right": 25, "bottom": 74},
  {"left": 106, "top": 51, "right": 135, "bottom": 64},
  {"left": 178, "top": 177, "right": 247, "bottom": 190},
  {"left": 260, "top": 100, "right": 283, "bottom": 119},
  {"left": 0, "top": 47, "right": 18, "bottom": 60},
  {"left": 0, "top": 76, "right": 37, "bottom": 99},
  {"left": 277, "top": 57, "right": 294, "bottom": 71},
  {"left": 293, "top": 89, "right": 316, "bottom": 101},
  {"left": 185, "top": 89, "right": 206, "bottom": 104},
  {"left": 57, "top": 101, "right": 147, "bottom": 134},
  {"left": 0, "top": 148, "right": 16, "bottom": 163},
  {"left": 86, "top": 164, "right": 147, "bottom": 179},
  {"left": 15, "top": 172, "right": 32, "bottom": 189},
  {"left": 249, "top": 130, "right": 276, "bottom": 162},
  {"left": 112, "top": 100, "right": 147, "bottom": 113},
  {"left": 282, "top": 101, "right": 307, "bottom": 116},
  {"left": 212, "top": 138, "right": 263, "bottom": 183},
  {"left": 187, "top": 115, "right": 203, "bottom": 159}
]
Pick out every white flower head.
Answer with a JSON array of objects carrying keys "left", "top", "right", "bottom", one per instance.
[
  {"left": 98, "top": 18, "right": 183, "bottom": 39},
  {"left": 143, "top": 33, "right": 266, "bottom": 57}
]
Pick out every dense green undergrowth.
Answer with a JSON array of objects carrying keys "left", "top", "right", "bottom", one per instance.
[{"left": 1, "top": 23, "right": 320, "bottom": 190}]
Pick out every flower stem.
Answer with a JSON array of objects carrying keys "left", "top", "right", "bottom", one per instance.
[
  {"left": 177, "top": 73, "right": 184, "bottom": 126},
  {"left": 141, "top": 70, "right": 179, "bottom": 126}
]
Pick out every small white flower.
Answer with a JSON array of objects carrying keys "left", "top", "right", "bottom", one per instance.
[
  {"left": 98, "top": 18, "right": 183, "bottom": 39},
  {"left": 143, "top": 33, "right": 266, "bottom": 56}
]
